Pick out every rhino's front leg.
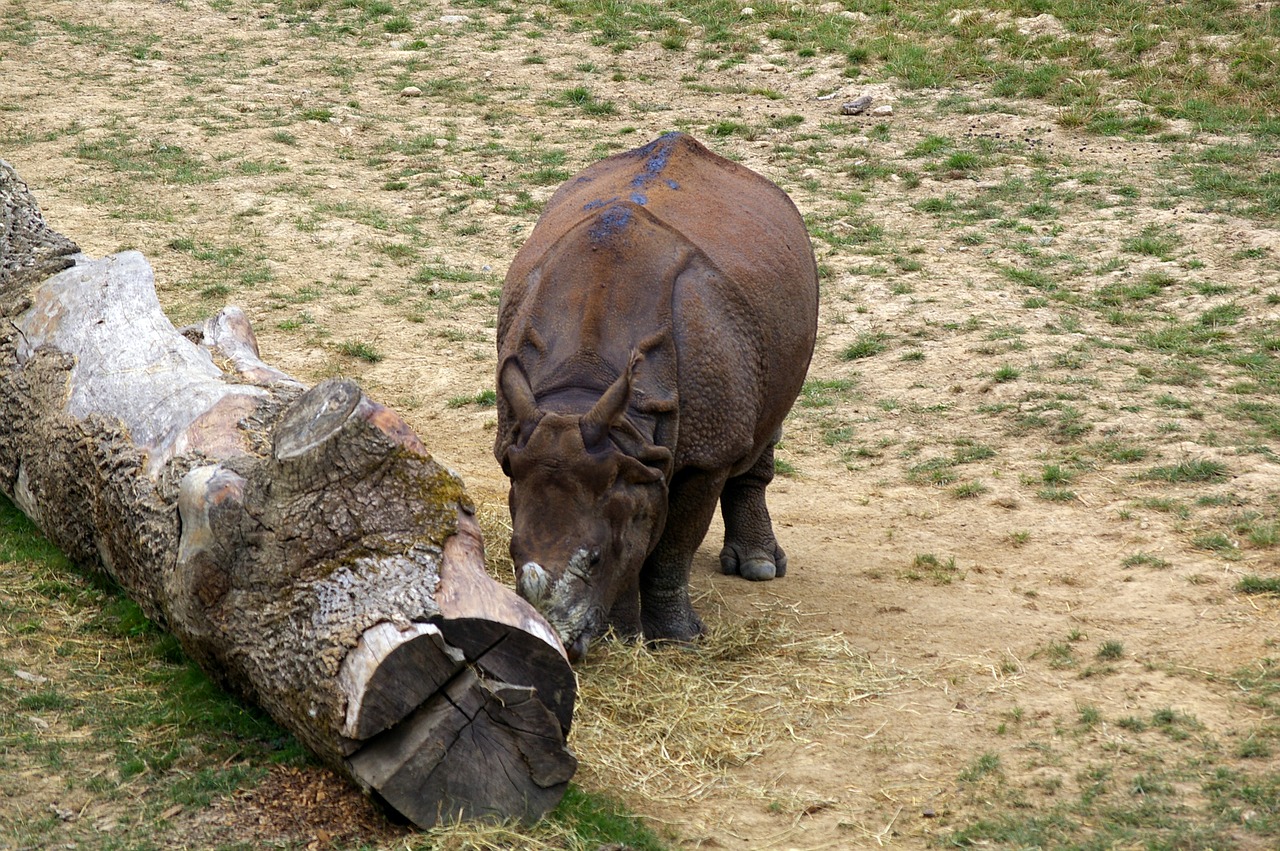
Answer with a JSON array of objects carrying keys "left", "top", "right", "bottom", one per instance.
[
  {"left": 718, "top": 431, "right": 787, "bottom": 581},
  {"left": 607, "top": 572, "right": 642, "bottom": 642},
  {"left": 638, "top": 467, "right": 727, "bottom": 644}
]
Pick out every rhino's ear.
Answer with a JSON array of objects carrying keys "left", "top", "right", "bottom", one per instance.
[
  {"left": 618, "top": 444, "right": 672, "bottom": 485},
  {"left": 499, "top": 358, "right": 540, "bottom": 427}
]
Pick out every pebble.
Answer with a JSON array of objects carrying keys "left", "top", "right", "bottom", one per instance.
[
  {"left": 872, "top": 104, "right": 894, "bottom": 116},
  {"left": 400, "top": 86, "right": 422, "bottom": 98},
  {"left": 741, "top": 7, "right": 755, "bottom": 16},
  {"left": 434, "top": 138, "right": 449, "bottom": 149},
  {"left": 439, "top": 14, "right": 470, "bottom": 24},
  {"left": 840, "top": 95, "right": 873, "bottom": 115}
]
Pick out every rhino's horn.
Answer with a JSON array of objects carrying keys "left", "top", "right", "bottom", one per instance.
[
  {"left": 500, "top": 358, "right": 540, "bottom": 425},
  {"left": 581, "top": 351, "right": 641, "bottom": 449}
]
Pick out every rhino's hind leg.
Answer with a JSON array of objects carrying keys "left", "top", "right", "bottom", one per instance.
[{"left": 719, "top": 433, "right": 787, "bottom": 582}]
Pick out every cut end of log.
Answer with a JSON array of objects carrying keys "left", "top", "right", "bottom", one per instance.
[
  {"left": 338, "top": 614, "right": 577, "bottom": 827},
  {"left": 347, "top": 667, "right": 577, "bottom": 827},
  {"left": 338, "top": 621, "right": 465, "bottom": 743}
]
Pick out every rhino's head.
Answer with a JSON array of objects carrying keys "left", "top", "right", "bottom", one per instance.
[{"left": 497, "top": 356, "right": 672, "bottom": 661}]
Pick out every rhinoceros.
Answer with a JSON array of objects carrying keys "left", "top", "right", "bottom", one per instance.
[{"left": 494, "top": 132, "right": 818, "bottom": 661}]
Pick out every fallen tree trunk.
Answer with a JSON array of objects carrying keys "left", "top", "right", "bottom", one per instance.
[{"left": 0, "top": 160, "right": 576, "bottom": 826}]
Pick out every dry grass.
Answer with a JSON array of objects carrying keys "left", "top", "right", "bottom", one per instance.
[{"left": 474, "top": 504, "right": 904, "bottom": 806}]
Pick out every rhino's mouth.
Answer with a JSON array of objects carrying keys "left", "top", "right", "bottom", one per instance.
[{"left": 516, "top": 553, "right": 605, "bottom": 662}]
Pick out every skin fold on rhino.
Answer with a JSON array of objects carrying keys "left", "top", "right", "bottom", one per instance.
[{"left": 494, "top": 132, "right": 819, "bottom": 661}]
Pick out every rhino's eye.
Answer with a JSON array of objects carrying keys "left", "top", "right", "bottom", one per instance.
[{"left": 589, "top": 549, "right": 602, "bottom": 567}]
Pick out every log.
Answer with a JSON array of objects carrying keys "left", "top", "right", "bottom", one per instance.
[{"left": 0, "top": 159, "right": 577, "bottom": 826}]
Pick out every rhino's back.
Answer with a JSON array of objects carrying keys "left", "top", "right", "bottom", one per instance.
[{"left": 507, "top": 133, "right": 813, "bottom": 296}]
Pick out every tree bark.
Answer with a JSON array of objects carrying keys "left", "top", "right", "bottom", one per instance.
[{"left": 0, "top": 159, "right": 576, "bottom": 826}]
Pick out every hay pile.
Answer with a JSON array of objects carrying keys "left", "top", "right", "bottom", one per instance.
[{"left": 475, "top": 501, "right": 901, "bottom": 805}]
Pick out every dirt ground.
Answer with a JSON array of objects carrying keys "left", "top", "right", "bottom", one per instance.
[{"left": 3, "top": 1, "right": 1279, "bottom": 848}]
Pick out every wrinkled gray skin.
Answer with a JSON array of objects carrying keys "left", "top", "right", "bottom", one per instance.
[{"left": 495, "top": 133, "right": 818, "bottom": 661}]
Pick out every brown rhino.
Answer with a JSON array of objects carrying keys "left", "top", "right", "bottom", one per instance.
[{"left": 494, "top": 133, "right": 818, "bottom": 661}]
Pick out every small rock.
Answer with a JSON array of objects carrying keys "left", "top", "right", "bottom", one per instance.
[
  {"left": 50, "top": 805, "right": 77, "bottom": 822},
  {"left": 400, "top": 86, "right": 422, "bottom": 98},
  {"left": 840, "top": 95, "right": 873, "bottom": 115},
  {"left": 16, "top": 669, "right": 48, "bottom": 684},
  {"left": 433, "top": 138, "right": 449, "bottom": 149},
  {"left": 871, "top": 104, "right": 894, "bottom": 117},
  {"left": 740, "top": 7, "right": 755, "bottom": 16},
  {"left": 758, "top": 63, "right": 779, "bottom": 72},
  {"left": 923, "top": 806, "right": 937, "bottom": 818},
  {"left": 439, "top": 14, "right": 470, "bottom": 24}
]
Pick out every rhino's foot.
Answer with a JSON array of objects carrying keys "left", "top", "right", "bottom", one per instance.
[
  {"left": 641, "top": 606, "right": 705, "bottom": 647},
  {"left": 719, "top": 542, "right": 787, "bottom": 581}
]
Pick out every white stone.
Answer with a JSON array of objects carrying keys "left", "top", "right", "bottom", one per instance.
[
  {"left": 871, "top": 104, "right": 894, "bottom": 116},
  {"left": 400, "top": 86, "right": 422, "bottom": 97},
  {"left": 439, "top": 14, "right": 470, "bottom": 24}
]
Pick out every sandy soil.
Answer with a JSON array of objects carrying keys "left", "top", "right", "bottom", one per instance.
[{"left": 3, "top": 1, "right": 1278, "bottom": 848}]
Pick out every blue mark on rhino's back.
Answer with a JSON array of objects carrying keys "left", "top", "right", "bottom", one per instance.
[
  {"left": 580, "top": 134, "right": 684, "bottom": 221},
  {"left": 629, "top": 131, "right": 684, "bottom": 194},
  {"left": 588, "top": 202, "right": 634, "bottom": 243}
]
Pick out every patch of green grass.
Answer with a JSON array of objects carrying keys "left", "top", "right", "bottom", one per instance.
[
  {"left": 958, "top": 751, "right": 1002, "bottom": 782},
  {"left": 1141, "top": 459, "right": 1229, "bottom": 483},
  {"left": 0, "top": 494, "right": 308, "bottom": 848},
  {"left": 1041, "top": 464, "right": 1073, "bottom": 485},
  {"left": 993, "top": 364, "right": 1020, "bottom": 383},
  {"left": 840, "top": 333, "right": 886, "bottom": 360},
  {"left": 906, "top": 553, "right": 961, "bottom": 584},
  {"left": 951, "top": 480, "right": 987, "bottom": 500},
  {"left": 560, "top": 86, "right": 617, "bottom": 116},
  {"left": 77, "top": 135, "right": 221, "bottom": 187},
  {"left": 383, "top": 15, "right": 412, "bottom": 34},
  {"left": 1238, "top": 576, "right": 1280, "bottom": 595},
  {"left": 1122, "top": 225, "right": 1179, "bottom": 260},
  {"left": 797, "top": 377, "right": 856, "bottom": 408},
  {"left": 544, "top": 785, "right": 668, "bottom": 851},
  {"left": 413, "top": 263, "right": 488, "bottom": 285},
  {"left": 336, "top": 340, "right": 383, "bottom": 362},
  {"left": 1094, "top": 440, "right": 1149, "bottom": 464},
  {"left": 446, "top": 388, "right": 497, "bottom": 408},
  {"left": 1097, "top": 641, "right": 1124, "bottom": 661},
  {"left": 1122, "top": 552, "right": 1171, "bottom": 569},
  {"left": 0, "top": 495, "right": 71, "bottom": 566}
]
